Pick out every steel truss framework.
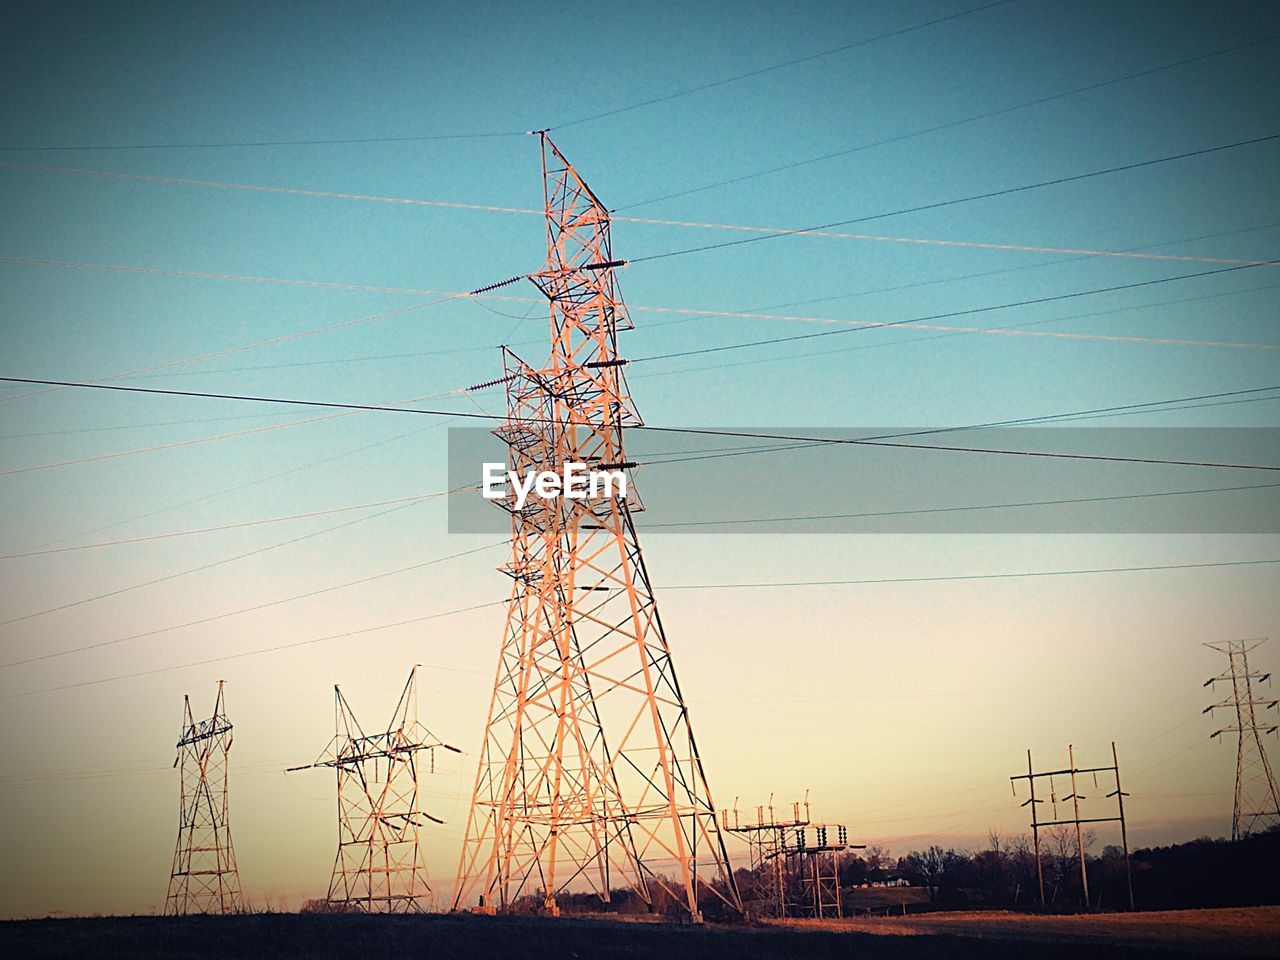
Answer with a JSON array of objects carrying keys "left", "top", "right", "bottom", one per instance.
[
  {"left": 726, "top": 798, "right": 855, "bottom": 918},
  {"left": 290, "top": 667, "right": 456, "bottom": 912},
  {"left": 453, "top": 134, "right": 741, "bottom": 921},
  {"left": 1205, "top": 638, "right": 1280, "bottom": 841},
  {"left": 165, "top": 681, "right": 244, "bottom": 916},
  {"left": 793, "top": 824, "right": 853, "bottom": 919}
]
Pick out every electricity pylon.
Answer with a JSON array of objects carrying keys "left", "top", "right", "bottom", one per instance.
[
  {"left": 1204, "top": 638, "right": 1280, "bottom": 840},
  {"left": 165, "top": 681, "right": 244, "bottom": 915},
  {"left": 289, "top": 666, "right": 458, "bottom": 912},
  {"left": 453, "top": 134, "right": 741, "bottom": 921}
]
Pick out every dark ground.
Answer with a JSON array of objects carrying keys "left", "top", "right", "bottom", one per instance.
[{"left": 1, "top": 910, "right": 1274, "bottom": 960}]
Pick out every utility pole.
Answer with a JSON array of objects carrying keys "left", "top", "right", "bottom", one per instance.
[
  {"left": 1108, "top": 741, "right": 1135, "bottom": 911},
  {"left": 454, "top": 134, "right": 741, "bottom": 922},
  {"left": 1011, "top": 743, "right": 1133, "bottom": 910},
  {"left": 289, "top": 666, "right": 458, "bottom": 912},
  {"left": 1204, "top": 638, "right": 1280, "bottom": 840},
  {"left": 1067, "top": 744, "right": 1089, "bottom": 907},
  {"left": 165, "top": 681, "right": 244, "bottom": 915},
  {"left": 1021, "top": 749, "right": 1045, "bottom": 905}
]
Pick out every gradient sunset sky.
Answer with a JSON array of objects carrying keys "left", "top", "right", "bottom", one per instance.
[{"left": 1, "top": 0, "right": 1278, "bottom": 916}]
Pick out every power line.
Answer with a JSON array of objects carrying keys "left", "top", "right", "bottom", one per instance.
[
  {"left": 11, "top": 554, "right": 1246, "bottom": 701},
  {"left": 0, "top": 600, "right": 503, "bottom": 700},
  {"left": 638, "top": 423, "right": 1280, "bottom": 472},
  {"left": 9, "top": 254, "right": 1276, "bottom": 358},
  {"left": 0, "top": 409, "right": 298, "bottom": 440},
  {"left": 880, "top": 384, "right": 1280, "bottom": 434},
  {"left": 0, "top": 130, "right": 526, "bottom": 153},
  {"left": 0, "top": 255, "right": 519, "bottom": 297},
  {"left": 0, "top": 540, "right": 505, "bottom": 669},
  {"left": 1043, "top": 393, "right": 1280, "bottom": 423},
  {"left": 0, "top": 408, "right": 358, "bottom": 478},
  {"left": 0, "top": 258, "right": 532, "bottom": 407},
  {"left": 616, "top": 35, "right": 1279, "bottom": 209},
  {"left": 634, "top": 389, "right": 1274, "bottom": 463},
  {"left": 547, "top": 0, "right": 1015, "bottom": 131},
  {"left": 642, "top": 482, "right": 1280, "bottom": 530},
  {"left": 0, "top": 293, "right": 469, "bottom": 406},
  {"left": 0, "top": 4, "right": 1013, "bottom": 152},
  {"left": 0, "top": 489, "right": 446, "bottom": 627},
  {"left": 613, "top": 218, "right": 1280, "bottom": 268},
  {"left": 661, "top": 558, "right": 1280, "bottom": 590},
  {"left": 738, "top": 221, "right": 1280, "bottom": 316},
  {"left": 626, "top": 282, "right": 1280, "bottom": 383},
  {"left": 656, "top": 391, "right": 1280, "bottom": 459},
  {"left": 0, "top": 384, "right": 471, "bottom": 478},
  {"left": 637, "top": 384, "right": 1280, "bottom": 454},
  {"left": 629, "top": 259, "right": 1279, "bottom": 363},
  {"left": 639, "top": 386, "right": 1280, "bottom": 468},
  {"left": 0, "top": 162, "right": 542, "bottom": 215},
  {"left": 5, "top": 174, "right": 1276, "bottom": 271},
  {"left": 3, "top": 376, "right": 1277, "bottom": 472},
  {"left": 4, "top": 383, "right": 1271, "bottom": 569},
  {"left": 628, "top": 132, "right": 1280, "bottom": 264},
  {"left": 20, "top": 415, "right": 453, "bottom": 556},
  {"left": 119, "top": 343, "right": 546, "bottom": 380},
  {"left": 0, "top": 489, "right": 464, "bottom": 560}
]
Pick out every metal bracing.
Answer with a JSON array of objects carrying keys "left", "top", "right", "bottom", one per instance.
[
  {"left": 724, "top": 794, "right": 858, "bottom": 918},
  {"left": 453, "top": 134, "right": 741, "bottom": 921},
  {"left": 165, "top": 681, "right": 244, "bottom": 916},
  {"left": 290, "top": 666, "right": 458, "bottom": 913},
  {"left": 724, "top": 795, "right": 808, "bottom": 917},
  {"left": 1205, "top": 638, "right": 1280, "bottom": 841}
]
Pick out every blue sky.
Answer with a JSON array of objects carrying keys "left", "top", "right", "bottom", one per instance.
[{"left": 1, "top": 0, "right": 1278, "bottom": 916}]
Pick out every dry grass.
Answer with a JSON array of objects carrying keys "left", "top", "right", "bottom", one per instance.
[
  {"left": 771, "top": 905, "right": 1280, "bottom": 956},
  {"left": 2, "top": 907, "right": 1276, "bottom": 958}
]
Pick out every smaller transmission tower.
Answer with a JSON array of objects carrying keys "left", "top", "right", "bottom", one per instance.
[
  {"left": 288, "top": 666, "right": 458, "bottom": 913},
  {"left": 165, "top": 681, "right": 244, "bottom": 915},
  {"left": 1204, "top": 638, "right": 1280, "bottom": 840}
]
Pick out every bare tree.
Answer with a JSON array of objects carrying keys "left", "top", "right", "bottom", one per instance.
[
  {"left": 864, "top": 844, "right": 890, "bottom": 880},
  {"left": 906, "top": 845, "right": 947, "bottom": 902},
  {"left": 987, "top": 829, "right": 1003, "bottom": 859}
]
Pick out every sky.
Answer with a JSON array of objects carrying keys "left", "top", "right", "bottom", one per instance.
[{"left": 1, "top": 0, "right": 1278, "bottom": 917}]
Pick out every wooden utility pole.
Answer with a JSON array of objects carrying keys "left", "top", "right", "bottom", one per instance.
[{"left": 1011, "top": 743, "right": 1132, "bottom": 910}]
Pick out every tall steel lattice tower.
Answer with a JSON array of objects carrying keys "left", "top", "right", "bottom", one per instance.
[
  {"left": 289, "top": 666, "right": 457, "bottom": 912},
  {"left": 1205, "top": 638, "right": 1280, "bottom": 840},
  {"left": 453, "top": 134, "right": 741, "bottom": 921},
  {"left": 165, "top": 680, "right": 244, "bottom": 915}
]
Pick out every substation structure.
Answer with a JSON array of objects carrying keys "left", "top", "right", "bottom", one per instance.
[{"left": 725, "top": 796, "right": 860, "bottom": 918}]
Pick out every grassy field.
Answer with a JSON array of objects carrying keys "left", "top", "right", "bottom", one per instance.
[
  {"left": 842, "top": 885, "right": 931, "bottom": 913},
  {"left": 782, "top": 906, "right": 1280, "bottom": 956},
  {"left": 2, "top": 907, "right": 1277, "bottom": 959}
]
